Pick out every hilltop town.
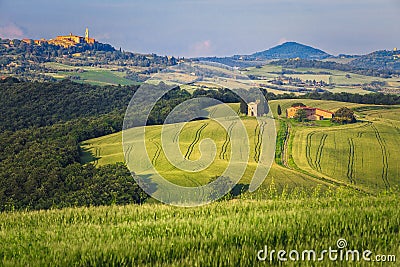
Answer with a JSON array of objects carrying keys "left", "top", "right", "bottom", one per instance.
[
  {"left": 21, "top": 28, "right": 96, "bottom": 48},
  {"left": 0, "top": 29, "right": 178, "bottom": 83}
]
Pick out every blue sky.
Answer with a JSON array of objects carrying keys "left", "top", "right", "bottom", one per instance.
[{"left": 0, "top": 0, "right": 398, "bottom": 57}]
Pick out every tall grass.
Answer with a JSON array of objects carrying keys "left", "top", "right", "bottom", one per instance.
[{"left": 1, "top": 188, "right": 399, "bottom": 266}]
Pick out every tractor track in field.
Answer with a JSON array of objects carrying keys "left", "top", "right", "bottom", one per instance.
[
  {"left": 315, "top": 133, "right": 328, "bottom": 172},
  {"left": 151, "top": 141, "right": 162, "bottom": 166},
  {"left": 254, "top": 121, "right": 266, "bottom": 163},
  {"left": 370, "top": 123, "right": 390, "bottom": 189},
  {"left": 281, "top": 122, "right": 291, "bottom": 169},
  {"left": 281, "top": 121, "right": 379, "bottom": 195},
  {"left": 219, "top": 121, "right": 236, "bottom": 161},
  {"left": 305, "top": 132, "right": 316, "bottom": 170},
  {"left": 173, "top": 125, "right": 181, "bottom": 143},
  {"left": 124, "top": 144, "right": 133, "bottom": 165},
  {"left": 185, "top": 123, "right": 208, "bottom": 160},
  {"left": 347, "top": 138, "right": 356, "bottom": 184}
]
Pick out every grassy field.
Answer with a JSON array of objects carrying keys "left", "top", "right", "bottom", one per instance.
[
  {"left": 5, "top": 99, "right": 400, "bottom": 266},
  {"left": 81, "top": 99, "right": 400, "bottom": 195},
  {"left": 44, "top": 62, "right": 138, "bottom": 86},
  {"left": 291, "top": 121, "right": 400, "bottom": 192},
  {"left": 81, "top": 114, "right": 324, "bottom": 192},
  {"left": 1, "top": 193, "right": 399, "bottom": 266},
  {"left": 56, "top": 70, "right": 136, "bottom": 86},
  {"left": 268, "top": 100, "right": 400, "bottom": 193}
]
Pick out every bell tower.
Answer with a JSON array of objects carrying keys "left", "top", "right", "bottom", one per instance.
[{"left": 85, "top": 27, "right": 89, "bottom": 42}]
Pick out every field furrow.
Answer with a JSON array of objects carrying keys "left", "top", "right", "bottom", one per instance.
[
  {"left": 124, "top": 144, "right": 133, "bottom": 165},
  {"left": 151, "top": 141, "right": 162, "bottom": 166},
  {"left": 282, "top": 122, "right": 291, "bottom": 168},
  {"left": 219, "top": 121, "right": 236, "bottom": 160},
  {"left": 254, "top": 121, "right": 266, "bottom": 162},
  {"left": 305, "top": 132, "right": 316, "bottom": 170},
  {"left": 370, "top": 124, "right": 390, "bottom": 189},
  {"left": 315, "top": 133, "right": 327, "bottom": 172},
  {"left": 347, "top": 138, "right": 355, "bottom": 184},
  {"left": 184, "top": 123, "right": 208, "bottom": 160}
]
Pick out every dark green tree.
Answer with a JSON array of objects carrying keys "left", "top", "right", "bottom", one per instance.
[
  {"left": 291, "top": 102, "right": 306, "bottom": 107},
  {"left": 240, "top": 99, "right": 248, "bottom": 115},
  {"left": 277, "top": 104, "right": 282, "bottom": 116},
  {"left": 332, "top": 107, "right": 356, "bottom": 124},
  {"left": 294, "top": 108, "right": 308, "bottom": 122}
]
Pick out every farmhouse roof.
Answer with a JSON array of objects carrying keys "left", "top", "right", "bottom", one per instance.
[{"left": 290, "top": 106, "right": 334, "bottom": 114}]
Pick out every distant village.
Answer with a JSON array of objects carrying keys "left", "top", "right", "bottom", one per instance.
[{"left": 17, "top": 28, "right": 96, "bottom": 48}]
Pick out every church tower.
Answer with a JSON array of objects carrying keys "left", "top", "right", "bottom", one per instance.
[{"left": 85, "top": 27, "right": 89, "bottom": 42}]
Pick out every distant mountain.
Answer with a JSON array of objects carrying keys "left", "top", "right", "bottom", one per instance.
[
  {"left": 249, "top": 42, "right": 331, "bottom": 60},
  {"left": 197, "top": 42, "right": 332, "bottom": 67},
  {"left": 349, "top": 50, "right": 400, "bottom": 71}
]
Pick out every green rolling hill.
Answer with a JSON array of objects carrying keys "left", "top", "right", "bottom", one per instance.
[{"left": 81, "top": 100, "right": 400, "bottom": 195}]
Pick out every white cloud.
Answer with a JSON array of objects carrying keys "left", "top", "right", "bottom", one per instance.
[
  {"left": 0, "top": 23, "right": 24, "bottom": 39},
  {"left": 188, "top": 40, "right": 214, "bottom": 57}
]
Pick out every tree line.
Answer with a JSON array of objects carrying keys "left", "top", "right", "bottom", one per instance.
[{"left": 270, "top": 59, "right": 399, "bottom": 78}]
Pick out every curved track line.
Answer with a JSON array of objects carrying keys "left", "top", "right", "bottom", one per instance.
[
  {"left": 347, "top": 138, "right": 355, "bottom": 184},
  {"left": 254, "top": 121, "right": 266, "bottom": 162},
  {"left": 370, "top": 123, "right": 390, "bottom": 189},
  {"left": 151, "top": 141, "right": 162, "bottom": 166},
  {"left": 185, "top": 123, "right": 208, "bottom": 160},
  {"left": 315, "top": 133, "right": 328, "bottom": 172},
  {"left": 219, "top": 121, "right": 236, "bottom": 161}
]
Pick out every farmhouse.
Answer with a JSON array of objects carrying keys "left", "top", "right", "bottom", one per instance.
[{"left": 286, "top": 106, "right": 334, "bottom": 120}]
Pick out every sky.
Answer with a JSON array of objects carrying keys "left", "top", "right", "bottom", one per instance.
[{"left": 0, "top": 0, "right": 399, "bottom": 57}]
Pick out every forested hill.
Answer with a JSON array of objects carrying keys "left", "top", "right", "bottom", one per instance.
[
  {"left": 0, "top": 80, "right": 151, "bottom": 211},
  {"left": 349, "top": 50, "right": 400, "bottom": 71},
  {"left": 0, "top": 79, "right": 138, "bottom": 132},
  {"left": 250, "top": 42, "right": 331, "bottom": 60},
  {"left": 197, "top": 42, "right": 332, "bottom": 67}
]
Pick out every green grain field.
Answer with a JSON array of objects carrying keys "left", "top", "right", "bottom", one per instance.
[
  {"left": 1, "top": 193, "right": 399, "bottom": 266},
  {"left": 45, "top": 62, "right": 137, "bottom": 86},
  {"left": 81, "top": 112, "right": 324, "bottom": 192},
  {"left": 81, "top": 99, "right": 400, "bottom": 195},
  {"left": 4, "top": 99, "right": 400, "bottom": 266}
]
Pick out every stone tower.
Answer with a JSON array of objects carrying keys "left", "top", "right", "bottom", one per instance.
[{"left": 85, "top": 27, "right": 89, "bottom": 42}]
